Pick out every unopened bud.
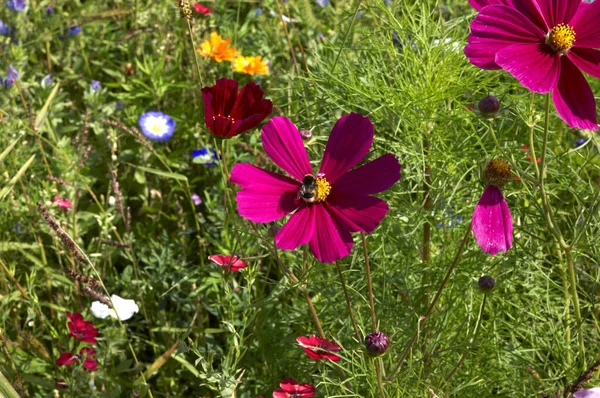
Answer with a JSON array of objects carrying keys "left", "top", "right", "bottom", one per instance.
[
  {"left": 364, "top": 331, "right": 390, "bottom": 356},
  {"left": 299, "top": 129, "right": 312, "bottom": 140},
  {"left": 478, "top": 275, "right": 495, "bottom": 292},
  {"left": 478, "top": 96, "right": 500, "bottom": 117}
]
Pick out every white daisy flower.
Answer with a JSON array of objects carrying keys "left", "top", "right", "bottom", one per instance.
[
  {"left": 90, "top": 294, "right": 139, "bottom": 321},
  {"left": 138, "top": 111, "right": 176, "bottom": 142}
]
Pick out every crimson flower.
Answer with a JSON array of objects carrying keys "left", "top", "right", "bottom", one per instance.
[
  {"left": 465, "top": 0, "right": 600, "bottom": 130},
  {"left": 296, "top": 335, "right": 341, "bottom": 361},
  {"left": 202, "top": 78, "right": 273, "bottom": 138},
  {"left": 208, "top": 254, "right": 248, "bottom": 271},
  {"left": 272, "top": 379, "right": 315, "bottom": 398},
  {"left": 66, "top": 312, "right": 98, "bottom": 343},
  {"left": 56, "top": 347, "right": 98, "bottom": 371},
  {"left": 230, "top": 113, "right": 401, "bottom": 263},
  {"left": 53, "top": 197, "right": 72, "bottom": 209},
  {"left": 193, "top": 3, "right": 212, "bottom": 14}
]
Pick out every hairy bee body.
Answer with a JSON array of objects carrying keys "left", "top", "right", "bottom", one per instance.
[{"left": 298, "top": 174, "right": 318, "bottom": 203}]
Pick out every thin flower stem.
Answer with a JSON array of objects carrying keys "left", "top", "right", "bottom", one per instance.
[
  {"left": 374, "top": 358, "right": 386, "bottom": 398},
  {"left": 331, "top": 0, "right": 362, "bottom": 73},
  {"left": 387, "top": 224, "right": 471, "bottom": 380},
  {"left": 444, "top": 293, "right": 487, "bottom": 384},
  {"left": 274, "top": 0, "right": 298, "bottom": 71},
  {"left": 556, "top": 246, "right": 571, "bottom": 367},
  {"left": 361, "top": 233, "right": 378, "bottom": 332},
  {"left": 566, "top": 248, "right": 585, "bottom": 362},
  {"left": 528, "top": 92, "right": 541, "bottom": 179},
  {"left": 186, "top": 19, "right": 204, "bottom": 87},
  {"left": 488, "top": 121, "right": 538, "bottom": 186},
  {"left": 334, "top": 261, "right": 361, "bottom": 341}
]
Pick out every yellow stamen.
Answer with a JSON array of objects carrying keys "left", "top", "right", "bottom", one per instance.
[
  {"left": 484, "top": 158, "right": 511, "bottom": 187},
  {"left": 315, "top": 177, "right": 331, "bottom": 202},
  {"left": 547, "top": 23, "right": 575, "bottom": 53}
]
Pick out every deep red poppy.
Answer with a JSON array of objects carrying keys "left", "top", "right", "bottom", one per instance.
[
  {"left": 296, "top": 335, "right": 341, "bottom": 361},
  {"left": 272, "top": 379, "right": 315, "bottom": 398},
  {"left": 201, "top": 78, "right": 272, "bottom": 139},
  {"left": 66, "top": 312, "right": 98, "bottom": 343},
  {"left": 208, "top": 254, "right": 248, "bottom": 271},
  {"left": 193, "top": 3, "right": 212, "bottom": 14}
]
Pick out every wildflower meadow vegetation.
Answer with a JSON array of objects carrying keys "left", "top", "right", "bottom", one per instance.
[{"left": 1, "top": 0, "right": 600, "bottom": 396}]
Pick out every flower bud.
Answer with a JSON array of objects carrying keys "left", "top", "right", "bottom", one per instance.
[
  {"left": 478, "top": 95, "right": 500, "bottom": 117},
  {"left": 364, "top": 331, "right": 390, "bottom": 356},
  {"left": 299, "top": 129, "right": 312, "bottom": 140},
  {"left": 478, "top": 275, "right": 495, "bottom": 292}
]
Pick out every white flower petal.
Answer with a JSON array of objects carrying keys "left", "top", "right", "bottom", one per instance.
[{"left": 90, "top": 294, "right": 139, "bottom": 321}]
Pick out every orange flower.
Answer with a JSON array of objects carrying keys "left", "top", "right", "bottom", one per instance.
[
  {"left": 198, "top": 32, "right": 237, "bottom": 63},
  {"left": 233, "top": 55, "right": 269, "bottom": 76}
]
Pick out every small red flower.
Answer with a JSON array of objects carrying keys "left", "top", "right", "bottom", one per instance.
[
  {"left": 193, "top": 3, "right": 212, "bottom": 14},
  {"left": 208, "top": 254, "right": 248, "bottom": 271},
  {"left": 296, "top": 335, "right": 341, "bottom": 361},
  {"left": 66, "top": 312, "right": 98, "bottom": 343},
  {"left": 53, "top": 197, "right": 72, "bottom": 209},
  {"left": 55, "top": 347, "right": 98, "bottom": 371},
  {"left": 272, "top": 379, "right": 315, "bottom": 398},
  {"left": 202, "top": 78, "right": 273, "bottom": 139},
  {"left": 56, "top": 352, "right": 79, "bottom": 367},
  {"left": 82, "top": 357, "right": 98, "bottom": 371}
]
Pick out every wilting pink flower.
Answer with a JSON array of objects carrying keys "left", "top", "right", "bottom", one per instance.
[
  {"left": 208, "top": 254, "right": 248, "bottom": 271},
  {"left": 465, "top": 0, "right": 600, "bottom": 130},
  {"left": 66, "top": 312, "right": 98, "bottom": 343},
  {"left": 53, "top": 197, "right": 72, "bottom": 209},
  {"left": 472, "top": 159, "right": 513, "bottom": 255},
  {"left": 574, "top": 388, "right": 600, "bottom": 398},
  {"left": 230, "top": 113, "right": 401, "bottom": 263},
  {"left": 273, "top": 379, "right": 315, "bottom": 398},
  {"left": 296, "top": 335, "right": 342, "bottom": 361},
  {"left": 193, "top": 3, "right": 212, "bottom": 14}
]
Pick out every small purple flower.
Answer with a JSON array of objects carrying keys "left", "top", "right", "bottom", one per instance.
[
  {"left": 4, "top": 65, "right": 18, "bottom": 87},
  {"left": 46, "top": 5, "right": 52, "bottom": 15},
  {"left": 364, "top": 332, "right": 390, "bottom": 356},
  {"left": 192, "top": 148, "right": 219, "bottom": 166},
  {"left": 0, "top": 19, "right": 11, "bottom": 36},
  {"left": 384, "top": 0, "right": 392, "bottom": 5},
  {"left": 478, "top": 275, "right": 495, "bottom": 293},
  {"left": 255, "top": 7, "right": 262, "bottom": 16},
  {"left": 7, "top": 0, "right": 26, "bottom": 12},
  {"left": 138, "top": 111, "right": 175, "bottom": 142},
  {"left": 42, "top": 74, "right": 52, "bottom": 84},
  {"left": 91, "top": 80, "right": 101, "bottom": 91},
  {"left": 191, "top": 193, "right": 202, "bottom": 206},
  {"left": 478, "top": 96, "right": 500, "bottom": 118},
  {"left": 356, "top": 10, "right": 363, "bottom": 18},
  {"left": 574, "top": 388, "right": 600, "bottom": 398},
  {"left": 575, "top": 138, "right": 588, "bottom": 148},
  {"left": 67, "top": 25, "right": 81, "bottom": 36},
  {"left": 315, "top": 0, "right": 328, "bottom": 6},
  {"left": 116, "top": 101, "right": 124, "bottom": 109}
]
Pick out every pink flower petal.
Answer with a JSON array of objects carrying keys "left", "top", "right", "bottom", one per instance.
[
  {"left": 465, "top": 5, "right": 545, "bottom": 70},
  {"left": 262, "top": 117, "right": 313, "bottom": 181},
  {"left": 574, "top": 388, "right": 600, "bottom": 398},
  {"left": 552, "top": 56, "right": 598, "bottom": 130},
  {"left": 83, "top": 357, "right": 98, "bottom": 371},
  {"left": 468, "top": 0, "right": 510, "bottom": 11},
  {"left": 535, "top": 0, "right": 580, "bottom": 27},
  {"left": 231, "top": 164, "right": 300, "bottom": 223},
  {"left": 309, "top": 205, "right": 353, "bottom": 263},
  {"left": 331, "top": 154, "right": 401, "bottom": 196},
  {"left": 319, "top": 113, "right": 374, "bottom": 183},
  {"left": 472, "top": 185, "right": 513, "bottom": 256},
  {"left": 571, "top": 0, "right": 600, "bottom": 49},
  {"left": 56, "top": 352, "right": 79, "bottom": 366},
  {"left": 325, "top": 195, "right": 389, "bottom": 234},
  {"left": 569, "top": 48, "right": 600, "bottom": 80},
  {"left": 496, "top": 42, "right": 560, "bottom": 93},
  {"left": 279, "top": 379, "right": 299, "bottom": 393},
  {"left": 275, "top": 205, "right": 316, "bottom": 251}
]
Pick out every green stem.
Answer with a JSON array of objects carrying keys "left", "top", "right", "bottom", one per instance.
[
  {"left": 362, "top": 233, "right": 378, "bottom": 332},
  {"left": 334, "top": 261, "right": 360, "bottom": 341},
  {"left": 374, "top": 358, "right": 386, "bottom": 398},
  {"left": 566, "top": 248, "right": 585, "bottom": 362},
  {"left": 0, "top": 371, "right": 20, "bottom": 398},
  {"left": 185, "top": 19, "right": 204, "bottom": 87}
]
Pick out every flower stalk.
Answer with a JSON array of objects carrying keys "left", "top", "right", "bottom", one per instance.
[{"left": 334, "top": 261, "right": 360, "bottom": 341}]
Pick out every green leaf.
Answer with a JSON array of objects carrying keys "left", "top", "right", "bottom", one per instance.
[
  {"left": 0, "top": 242, "right": 39, "bottom": 251},
  {"left": 134, "top": 165, "right": 188, "bottom": 182},
  {"left": 34, "top": 83, "right": 60, "bottom": 131},
  {"left": 0, "top": 136, "right": 22, "bottom": 163},
  {"left": 0, "top": 155, "right": 36, "bottom": 201}
]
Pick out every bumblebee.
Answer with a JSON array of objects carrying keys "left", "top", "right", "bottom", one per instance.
[{"left": 298, "top": 174, "right": 318, "bottom": 203}]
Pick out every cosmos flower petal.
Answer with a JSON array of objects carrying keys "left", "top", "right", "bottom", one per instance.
[
  {"left": 574, "top": 388, "right": 600, "bottom": 398},
  {"left": 569, "top": 0, "right": 600, "bottom": 49},
  {"left": 275, "top": 206, "right": 316, "bottom": 250},
  {"left": 325, "top": 196, "right": 389, "bottom": 234},
  {"left": 568, "top": 48, "right": 600, "bottom": 80},
  {"left": 206, "top": 78, "right": 239, "bottom": 117},
  {"left": 495, "top": 43, "right": 560, "bottom": 93},
  {"left": 319, "top": 113, "right": 374, "bottom": 183},
  {"left": 535, "top": 0, "right": 580, "bottom": 27},
  {"left": 262, "top": 117, "right": 313, "bottom": 181},
  {"left": 468, "top": 0, "right": 510, "bottom": 11},
  {"left": 472, "top": 185, "right": 513, "bottom": 256},
  {"left": 332, "top": 154, "right": 401, "bottom": 196},
  {"left": 309, "top": 204, "right": 353, "bottom": 263},
  {"left": 552, "top": 57, "right": 598, "bottom": 130}
]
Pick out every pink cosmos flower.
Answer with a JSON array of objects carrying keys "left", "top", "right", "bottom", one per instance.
[
  {"left": 465, "top": 0, "right": 600, "bottom": 130},
  {"left": 471, "top": 159, "right": 513, "bottom": 255},
  {"left": 230, "top": 113, "right": 401, "bottom": 263},
  {"left": 208, "top": 254, "right": 248, "bottom": 271},
  {"left": 296, "top": 335, "right": 342, "bottom": 361},
  {"left": 53, "top": 197, "right": 72, "bottom": 209},
  {"left": 272, "top": 379, "right": 315, "bottom": 398},
  {"left": 193, "top": 3, "right": 212, "bottom": 15}
]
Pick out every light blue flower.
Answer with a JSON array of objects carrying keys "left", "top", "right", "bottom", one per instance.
[
  {"left": 7, "top": 0, "right": 25, "bottom": 11},
  {"left": 192, "top": 148, "right": 219, "bottom": 166},
  {"left": 315, "top": 0, "right": 329, "bottom": 6},
  {"left": 4, "top": 65, "right": 18, "bottom": 87},
  {"left": 46, "top": 5, "right": 52, "bottom": 15},
  {"left": 255, "top": 7, "right": 262, "bottom": 16},
  {"left": 138, "top": 111, "right": 176, "bottom": 142},
  {"left": 384, "top": 0, "right": 392, "bottom": 5},
  {"left": 67, "top": 25, "right": 81, "bottom": 36},
  {"left": 0, "top": 19, "right": 11, "bottom": 36},
  {"left": 42, "top": 74, "right": 52, "bottom": 84},
  {"left": 91, "top": 80, "right": 101, "bottom": 91}
]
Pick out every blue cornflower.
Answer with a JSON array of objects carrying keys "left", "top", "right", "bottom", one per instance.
[
  {"left": 91, "top": 80, "right": 101, "bottom": 91},
  {"left": 255, "top": 7, "right": 262, "bottom": 16},
  {"left": 315, "top": 0, "right": 329, "bottom": 6},
  {"left": 7, "top": 0, "right": 25, "bottom": 11},
  {"left": 67, "top": 25, "right": 81, "bottom": 36},
  {"left": 138, "top": 111, "right": 175, "bottom": 142},
  {"left": 4, "top": 65, "right": 18, "bottom": 87},
  {"left": 192, "top": 148, "right": 219, "bottom": 166}
]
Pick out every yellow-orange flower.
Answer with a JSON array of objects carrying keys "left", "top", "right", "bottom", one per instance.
[
  {"left": 198, "top": 32, "right": 237, "bottom": 63},
  {"left": 233, "top": 55, "right": 269, "bottom": 76}
]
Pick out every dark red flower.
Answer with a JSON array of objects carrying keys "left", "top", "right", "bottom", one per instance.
[
  {"left": 296, "top": 335, "right": 341, "bottom": 362},
  {"left": 66, "top": 312, "right": 98, "bottom": 343},
  {"left": 56, "top": 347, "right": 98, "bottom": 371},
  {"left": 82, "top": 357, "right": 98, "bottom": 371},
  {"left": 208, "top": 254, "right": 248, "bottom": 271},
  {"left": 193, "top": 3, "right": 212, "bottom": 14},
  {"left": 272, "top": 379, "right": 315, "bottom": 398},
  {"left": 56, "top": 352, "right": 79, "bottom": 367},
  {"left": 201, "top": 78, "right": 272, "bottom": 139}
]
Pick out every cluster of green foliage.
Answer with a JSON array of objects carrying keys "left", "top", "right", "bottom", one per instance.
[{"left": 1, "top": 0, "right": 600, "bottom": 397}]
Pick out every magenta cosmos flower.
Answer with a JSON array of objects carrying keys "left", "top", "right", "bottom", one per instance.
[
  {"left": 296, "top": 335, "right": 342, "bottom": 361},
  {"left": 230, "top": 113, "right": 401, "bottom": 263},
  {"left": 273, "top": 379, "right": 315, "bottom": 398},
  {"left": 465, "top": 0, "right": 600, "bottom": 130},
  {"left": 472, "top": 159, "right": 513, "bottom": 255}
]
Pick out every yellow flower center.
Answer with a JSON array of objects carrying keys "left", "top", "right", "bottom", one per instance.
[
  {"left": 212, "top": 114, "right": 236, "bottom": 123},
  {"left": 484, "top": 158, "right": 511, "bottom": 187},
  {"left": 314, "top": 177, "right": 331, "bottom": 202},
  {"left": 151, "top": 124, "right": 162, "bottom": 133},
  {"left": 547, "top": 24, "right": 575, "bottom": 53}
]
